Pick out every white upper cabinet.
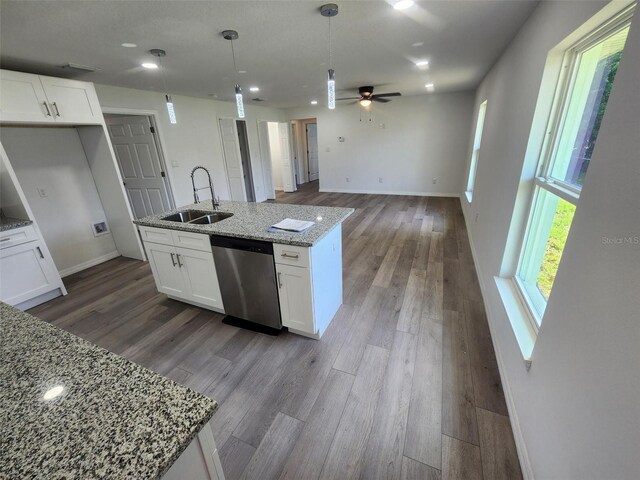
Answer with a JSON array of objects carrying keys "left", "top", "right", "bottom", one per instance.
[
  {"left": 0, "top": 70, "right": 103, "bottom": 125},
  {"left": 0, "top": 70, "right": 53, "bottom": 123}
]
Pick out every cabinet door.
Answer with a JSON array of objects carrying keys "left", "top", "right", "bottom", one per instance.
[
  {"left": 39, "top": 76, "right": 103, "bottom": 124},
  {"left": 177, "top": 247, "right": 224, "bottom": 311},
  {"left": 0, "top": 70, "right": 54, "bottom": 123},
  {"left": 276, "top": 263, "right": 315, "bottom": 334},
  {"left": 144, "top": 242, "right": 186, "bottom": 298},
  {"left": 0, "top": 241, "right": 59, "bottom": 305}
]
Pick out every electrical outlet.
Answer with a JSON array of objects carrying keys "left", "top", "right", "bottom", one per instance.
[
  {"left": 432, "top": 178, "right": 438, "bottom": 185},
  {"left": 37, "top": 187, "right": 48, "bottom": 197},
  {"left": 346, "top": 177, "right": 350, "bottom": 183},
  {"left": 378, "top": 177, "right": 383, "bottom": 183}
]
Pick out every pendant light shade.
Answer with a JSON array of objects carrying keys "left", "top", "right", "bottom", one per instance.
[
  {"left": 165, "top": 95, "right": 177, "bottom": 124},
  {"left": 321, "top": 4, "right": 339, "bottom": 110},
  {"left": 223, "top": 30, "right": 245, "bottom": 119},
  {"left": 327, "top": 69, "right": 336, "bottom": 110},
  {"left": 235, "top": 84, "right": 245, "bottom": 119},
  {"left": 150, "top": 49, "right": 177, "bottom": 124}
]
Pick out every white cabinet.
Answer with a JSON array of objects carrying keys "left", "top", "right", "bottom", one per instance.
[
  {"left": 139, "top": 226, "right": 224, "bottom": 312},
  {"left": 275, "top": 224, "right": 343, "bottom": 339},
  {"left": 0, "top": 70, "right": 103, "bottom": 124},
  {"left": 163, "top": 421, "right": 225, "bottom": 480},
  {"left": 0, "top": 236, "right": 60, "bottom": 306}
]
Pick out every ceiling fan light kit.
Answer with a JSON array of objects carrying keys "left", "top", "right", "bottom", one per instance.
[
  {"left": 321, "top": 3, "right": 338, "bottom": 110},
  {"left": 150, "top": 48, "right": 177, "bottom": 124},
  {"left": 223, "top": 29, "right": 245, "bottom": 119}
]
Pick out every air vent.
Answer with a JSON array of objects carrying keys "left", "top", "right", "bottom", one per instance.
[{"left": 62, "top": 63, "right": 100, "bottom": 72}]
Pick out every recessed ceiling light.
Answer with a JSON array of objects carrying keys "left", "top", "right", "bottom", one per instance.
[
  {"left": 141, "top": 63, "right": 158, "bottom": 69},
  {"left": 425, "top": 83, "right": 435, "bottom": 90},
  {"left": 238, "top": 70, "right": 247, "bottom": 74},
  {"left": 394, "top": 0, "right": 414, "bottom": 10},
  {"left": 121, "top": 43, "right": 137, "bottom": 48},
  {"left": 412, "top": 42, "right": 424, "bottom": 47},
  {"left": 249, "top": 86, "right": 260, "bottom": 92},
  {"left": 415, "top": 60, "right": 429, "bottom": 67},
  {"left": 311, "top": 100, "right": 318, "bottom": 105}
]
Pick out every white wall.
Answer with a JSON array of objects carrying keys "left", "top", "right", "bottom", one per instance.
[
  {"left": 460, "top": 1, "right": 640, "bottom": 479},
  {"left": 285, "top": 92, "right": 474, "bottom": 196},
  {"left": 1, "top": 127, "right": 118, "bottom": 275},
  {"left": 94, "top": 84, "right": 284, "bottom": 205},
  {"left": 267, "top": 122, "right": 283, "bottom": 191}
]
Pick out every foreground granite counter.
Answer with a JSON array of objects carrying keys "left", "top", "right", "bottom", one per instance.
[
  {"left": 0, "top": 302, "right": 218, "bottom": 479},
  {"left": 134, "top": 200, "right": 354, "bottom": 247},
  {"left": 0, "top": 215, "right": 32, "bottom": 232}
]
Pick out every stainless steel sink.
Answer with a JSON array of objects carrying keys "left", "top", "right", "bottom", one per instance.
[
  {"left": 160, "top": 210, "right": 210, "bottom": 222},
  {"left": 189, "top": 212, "right": 234, "bottom": 224}
]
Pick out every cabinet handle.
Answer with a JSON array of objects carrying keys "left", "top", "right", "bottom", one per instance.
[
  {"left": 277, "top": 272, "right": 283, "bottom": 288},
  {"left": 176, "top": 254, "right": 183, "bottom": 268},
  {"left": 0, "top": 238, "right": 10, "bottom": 242},
  {"left": 36, "top": 246, "right": 44, "bottom": 259},
  {"left": 43, "top": 102, "right": 52, "bottom": 117},
  {"left": 281, "top": 252, "right": 299, "bottom": 259},
  {"left": 52, "top": 102, "right": 61, "bottom": 117},
  {"left": 170, "top": 252, "right": 177, "bottom": 267}
]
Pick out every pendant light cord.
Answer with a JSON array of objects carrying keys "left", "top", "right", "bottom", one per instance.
[
  {"left": 230, "top": 39, "right": 239, "bottom": 83},
  {"left": 328, "top": 15, "right": 333, "bottom": 69},
  {"left": 158, "top": 56, "right": 169, "bottom": 93}
]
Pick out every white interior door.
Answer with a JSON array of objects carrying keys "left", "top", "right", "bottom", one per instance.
[
  {"left": 306, "top": 123, "right": 319, "bottom": 182},
  {"left": 279, "top": 122, "right": 296, "bottom": 192},
  {"left": 257, "top": 121, "right": 275, "bottom": 200},
  {"left": 219, "top": 118, "right": 246, "bottom": 201},
  {"left": 105, "top": 115, "right": 173, "bottom": 219}
]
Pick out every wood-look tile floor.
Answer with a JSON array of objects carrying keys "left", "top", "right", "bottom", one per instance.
[{"left": 30, "top": 182, "right": 522, "bottom": 480}]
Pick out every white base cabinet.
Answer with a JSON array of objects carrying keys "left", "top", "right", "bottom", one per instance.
[
  {"left": 0, "top": 225, "right": 63, "bottom": 307},
  {"left": 139, "top": 226, "right": 224, "bottom": 312},
  {"left": 275, "top": 224, "right": 343, "bottom": 339}
]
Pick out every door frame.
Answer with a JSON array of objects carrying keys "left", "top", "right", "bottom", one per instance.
[
  {"left": 291, "top": 117, "right": 317, "bottom": 183},
  {"left": 257, "top": 119, "right": 276, "bottom": 200},
  {"left": 217, "top": 116, "right": 247, "bottom": 201},
  {"left": 101, "top": 107, "right": 176, "bottom": 210}
]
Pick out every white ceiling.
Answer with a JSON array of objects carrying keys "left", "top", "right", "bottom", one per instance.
[{"left": 0, "top": 0, "right": 538, "bottom": 108}]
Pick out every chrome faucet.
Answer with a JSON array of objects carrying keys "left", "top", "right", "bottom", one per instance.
[{"left": 190, "top": 166, "right": 220, "bottom": 210}]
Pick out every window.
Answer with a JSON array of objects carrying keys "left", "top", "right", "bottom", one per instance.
[
  {"left": 465, "top": 100, "right": 487, "bottom": 201},
  {"left": 515, "top": 14, "right": 631, "bottom": 325}
]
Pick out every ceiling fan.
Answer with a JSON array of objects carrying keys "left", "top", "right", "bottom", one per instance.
[{"left": 337, "top": 86, "right": 401, "bottom": 107}]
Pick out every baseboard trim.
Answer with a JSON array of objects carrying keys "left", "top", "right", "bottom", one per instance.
[
  {"left": 59, "top": 251, "right": 120, "bottom": 278},
  {"left": 460, "top": 203, "right": 535, "bottom": 480},
  {"left": 319, "top": 188, "right": 460, "bottom": 197}
]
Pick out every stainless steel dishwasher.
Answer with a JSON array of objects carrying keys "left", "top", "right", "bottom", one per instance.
[{"left": 211, "top": 236, "right": 282, "bottom": 330}]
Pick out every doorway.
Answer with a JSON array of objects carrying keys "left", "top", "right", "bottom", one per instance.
[
  {"left": 104, "top": 114, "right": 175, "bottom": 219},
  {"left": 306, "top": 123, "right": 319, "bottom": 182},
  {"left": 236, "top": 120, "right": 255, "bottom": 202}
]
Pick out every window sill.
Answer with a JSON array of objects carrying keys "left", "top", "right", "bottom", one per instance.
[
  {"left": 464, "top": 191, "right": 473, "bottom": 203},
  {"left": 494, "top": 276, "right": 537, "bottom": 369}
]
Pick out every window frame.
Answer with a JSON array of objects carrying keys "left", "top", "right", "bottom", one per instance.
[
  {"left": 514, "top": 8, "right": 633, "bottom": 328},
  {"left": 465, "top": 100, "right": 488, "bottom": 201}
]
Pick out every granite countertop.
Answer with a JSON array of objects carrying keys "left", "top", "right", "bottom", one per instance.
[
  {"left": 0, "top": 303, "right": 218, "bottom": 479},
  {"left": 134, "top": 200, "right": 354, "bottom": 247},
  {"left": 0, "top": 216, "right": 33, "bottom": 232}
]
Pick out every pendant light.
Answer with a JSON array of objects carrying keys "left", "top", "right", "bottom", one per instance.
[
  {"left": 150, "top": 49, "right": 177, "bottom": 124},
  {"left": 321, "top": 4, "right": 338, "bottom": 110},
  {"left": 222, "top": 30, "right": 245, "bottom": 119}
]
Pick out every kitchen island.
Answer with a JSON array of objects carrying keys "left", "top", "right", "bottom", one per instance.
[
  {"left": 134, "top": 200, "right": 353, "bottom": 339},
  {"left": 0, "top": 302, "right": 224, "bottom": 479}
]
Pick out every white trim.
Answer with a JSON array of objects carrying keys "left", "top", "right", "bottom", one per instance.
[
  {"left": 464, "top": 190, "right": 473, "bottom": 203},
  {"left": 461, "top": 205, "right": 535, "bottom": 480},
  {"left": 101, "top": 106, "right": 159, "bottom": 116},
  {"left": 59, "top": 251, "right": 119, "bottom": 278},
  {"left": 320, "top": 188, "right": 460, "bottom": 197}
]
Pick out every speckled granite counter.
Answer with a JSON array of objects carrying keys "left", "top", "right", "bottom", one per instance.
[
  {"left": 134, "top": 200, "right": 354, "bottom": 247},
  {"left": 0, "top": 216, "right": 32, "bottom": 232},
  {"left": 0, "top": 302, "right": 218, "bottom": 479}
]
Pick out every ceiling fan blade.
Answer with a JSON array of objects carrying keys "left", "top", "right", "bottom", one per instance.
[
  {"left": 371, "top": 92, "right": 401, "bottom": 98},
  {"left": 337, "top": 96, "right": 361, "bottom": 101},
  {"left": 372, "top": 97, "right": 391, "bottom": 103}
]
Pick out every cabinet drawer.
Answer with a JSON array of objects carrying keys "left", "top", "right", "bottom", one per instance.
[
  {"left": 0, "top": 225, "right": 37, "bottom": 249},
  {"left": 172, "top": 230, "right": 211, "bottom": 253},
  {"left": 274, "top": 243, "right": 310, "bottom": 268},
  {"left": 138, "top": 225, "right": 174, "bottom": 245}
]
